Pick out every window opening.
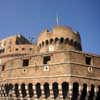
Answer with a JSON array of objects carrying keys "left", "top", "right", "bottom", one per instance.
[
  {"left": 43, "top": 56, "right": 51, "bottom": 64},
  {"left": 2, "top": 65, "right": 5, "bottom": 71},
  {"left": 86, "top": 56, "right": 92, "bottom": 65},
  {"left": 23, "top": 59, "right": 29, "bottom": 66}
]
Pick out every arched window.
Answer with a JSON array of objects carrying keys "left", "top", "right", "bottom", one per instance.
[
  {"left": 65, "top": 38, "right": 69, "bottom": 44},
  {"left": 2, "top": 65, "right": 5, "bottom": 71},
  {"left": 62, "top": 82, "right": 69, "bottom": 99},
  {"left": 22, "top": 48, "right": 25, "bottom": 51},
  {"left": 44, "top": 83, "right": 50, "bottom": 98},
  {"left": 74, "top": 41, "right": 78, "bottom": 47},
  {"left": 29, "top": 48, "right": 32, "bottom": 51},
  {"left": 72, "top": 82, "right": 79, "bottom": 100},
  {"left": 9, "top": 84, "right": 13, "bottom": 90},
  {"left": 70, "top": 39, "right": 73, "bottom": 45},
  {"left": 50, "top": 39, "right": 53, "bottom": 44},
  {"left": 14, "top": 84, "right": 19, "bottom": 98},
  {"left": 45, "top": 40, "right": 49, "bottom": 45},
  {"left": 96, "top": 85, "right": 100, "bottom": 100},
  {"left": 36, "top": 83, "right": 41, "bottom": 98},
  {"left": 55, "top": 38, "right": 59, "bottom": 43},
  {"left": 60, "top": 38, "right": 64, "bottom": 43},
  {"left": 28, "top": 83, "right": 34, "bottom": 98},
  {"left": 4, "top": 84, "right": 9, "bottom": 96},
  {"left": 8, "top": 83, "right": 13, "bottom": 97},
  {"left": 52, "top": 82, "right": 59, "bottom": 99},
  {"left": 88, "top": 84, "right": 95, "bottom": 100},
  {"left": 42, "top": 41, "right": 44, "bottom": 46},
  {"left": 39, "top": 44, "right": 41, "bottom": 48},
  {"left": 80, "top": 84, "right": 87, "bottom": 100},
  {"left": 21, "top": 83, "right": 27, "bottom": 98},
  {"left": 15, "top": 48, "right": 18, "bottom": 51},
  {"left": 4, "top": 83, "right": 13, "bottom": 97}
]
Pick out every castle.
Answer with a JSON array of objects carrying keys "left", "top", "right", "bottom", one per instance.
[{"left": 0, "top": 25, "right": 100, "bottom": 100}]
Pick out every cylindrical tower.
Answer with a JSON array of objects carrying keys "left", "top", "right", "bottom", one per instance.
[{"left": 38, "top": 26, "right": 82, "bottom": 53}]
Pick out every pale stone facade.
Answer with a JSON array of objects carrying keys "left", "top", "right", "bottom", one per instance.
[{"left": 0, "top": 26, "right": 100, "bottom": 100}]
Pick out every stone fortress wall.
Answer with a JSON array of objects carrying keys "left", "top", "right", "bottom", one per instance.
[{"left": 0, "top": 26, "right": 100, "bottom": 100}]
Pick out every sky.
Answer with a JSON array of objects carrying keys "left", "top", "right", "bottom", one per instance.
[{"left": 0, "top": 0, "right": 100, "bottom": 54}]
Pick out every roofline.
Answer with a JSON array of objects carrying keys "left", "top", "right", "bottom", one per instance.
[{"left": 0, "top": 34, "right": 22, "bottom": 41}]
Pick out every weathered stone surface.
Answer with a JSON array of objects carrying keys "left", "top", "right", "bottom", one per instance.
[{"left": 0, "top": 26, "right": 100, "bottom": 100}]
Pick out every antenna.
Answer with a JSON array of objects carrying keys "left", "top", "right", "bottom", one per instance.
[{"left": 56, "top": 15, "right": 59, "bottom": 25}]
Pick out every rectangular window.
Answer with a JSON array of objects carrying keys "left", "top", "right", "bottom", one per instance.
[
  {"left": 43, "top": 56, "right": 51, "bottom": 64},
  {"left": 23, "top": 59, "right": 29, "bottom": 66},
  {"left": 2, "top": 65, "right": 5, "bottom": 71},
  {"left": 85, "top": 56, "right": 92, "bottom": 65}
]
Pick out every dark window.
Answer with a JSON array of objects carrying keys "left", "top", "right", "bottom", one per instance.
[
  {"left": 62, "top": 82, "right": 69, "bottom": 99},
  {"left": 4, "top": 84, "right": 9, "bottom": 96},
  {"left": 60, "top": 38, "right": 64, "bottom": 43},
  {"left": 0, "top": 49, "right": 5, "bottom": 54},
  {"left": 2, "top": 65, "right": 5, "bottom": 71},
  {"left": 21, "top": 83, "right": 27, "bottom": 98},
  {"left": 14, "top": 84, "right": 19, "bottom": 97},
  {"left": 86, "top": 56, "right": 92, "bottom": 65},
  {"left": 52, "top": 82, "right": 59, "bottom": 99},
  {"left": 16, "top": 48, "right": 18, "bottom": 51},
  {"left": 45, "top": 40, "right": 49, "bottom": 45},
  {"left": 29, "top": 48, "right": 32, "bottom": 51},
  {"left": 55, "top": 38, "right": 59, "bottom": 43},
  {"left": 22, "top": 48, "right": 25, "bottom": 50},
  {"left": 43, "top": 56, "right": 51, "bottom": 64},
  {"left": 44, "top": 83, "right": 50, "bottom": 98},
  {"left": 28, "top": 83, "right": 34, "bottom": 98},
  {"left": 65, "top": 38, "right": 69, "bottom": 44},
  {"left": 9, "top": 84, "right": 13, "bottom": 90},
  {"left": 80, "top": 84, "right": 87, "bottom": 100},
  {"left": 88, "top": 85, "right": 95, "bottom": 100},
  {"left": 72, "top": 82, "right": 79, "bottom": 100},
  {"left": 36, "top": 83, "right": 41, "bottom": 98},
  {"left": 23, "top": 59, "right": 29, "bottom": 66},
  {"left": 50, "top": 39, "right": 53, "bottom": 44}
]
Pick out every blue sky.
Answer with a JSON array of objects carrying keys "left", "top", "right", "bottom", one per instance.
[{"left": 0, "top": 0, "right": 100, "bottom": 54}]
